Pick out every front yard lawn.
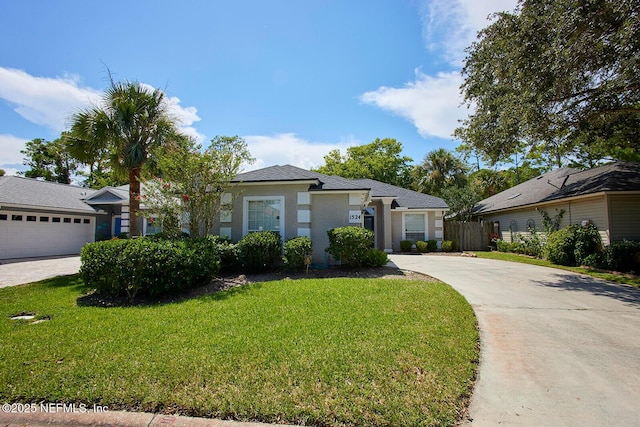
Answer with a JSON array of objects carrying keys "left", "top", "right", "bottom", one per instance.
[
  {"left": 476, "top": 251, "right": 640, "bottom": 288},
  {"left": 0, "top": 275, "right": 478, "bottom": 427}
]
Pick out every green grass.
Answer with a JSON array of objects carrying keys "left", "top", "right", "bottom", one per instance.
[
  {"left": 476, "top": 251, "right": 640, "bottom": 288},
  {"left": 0, "top": 275, "right": 478, "bottom": 427}
]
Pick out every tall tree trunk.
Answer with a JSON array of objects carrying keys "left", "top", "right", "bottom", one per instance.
[{"left": 129, "top": 168, "right": 142, "bottom": 237}]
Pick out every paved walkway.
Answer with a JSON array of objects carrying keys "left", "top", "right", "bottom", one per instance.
[
  {"left": 0, "top": 256, "right": 81, "bottom": 288},
  {"left": 389, "top": 254, "right": 640, "bottom": 427}
]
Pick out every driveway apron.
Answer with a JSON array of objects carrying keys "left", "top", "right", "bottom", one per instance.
[{"left": 389, "top": 254, "right": 640, "bottom": 427}]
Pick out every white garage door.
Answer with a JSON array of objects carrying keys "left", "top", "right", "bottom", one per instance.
[{"left": 0, "top": 211, "right": 95, "bottom": 259}]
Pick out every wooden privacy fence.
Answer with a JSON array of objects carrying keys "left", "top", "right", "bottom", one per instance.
[{"left": 444, "top": 221, "right": 494, "bottom": 251}]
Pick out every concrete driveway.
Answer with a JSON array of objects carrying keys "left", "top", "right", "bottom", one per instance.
[
  {"left": 0, "top": 256, "right": 81, "bottom": 288},
  {"left": 389, "top": 254, "right": 640, "bottom": 426}
]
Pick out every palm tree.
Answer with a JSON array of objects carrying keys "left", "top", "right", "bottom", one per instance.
[
  {"left": 413, "top": 148, "right": 468, "bottom": 197},
  {"left": 68, "top": 80, "right": 182, "bottom": 236}
]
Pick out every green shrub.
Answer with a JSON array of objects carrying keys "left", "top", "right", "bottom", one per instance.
[
  {"left": 496, "top": 240, "right": 521, "bottom": 253},
  {"left": 574, "top": 224, "right": 603, "bottom": 266},
  {"left": 206, "top": 235, "right": 241, "bottom": 273},
  {"left": 283, "top": 236, "right": 312, "bottom": 270},
  {"left": 441, "top": 240, "right": 456, "bottom": 252},
  {"left": 238, "top": 231, "right": 283, "bottom": 272},
  {"left": 604, "top": 240, "right": 640, "bottom": 273},
  {"left": 427, "top": 240, "right": 438, "bottom": 252},
  {"left": 400, "top": 240, "right": 413, "bottom": 252},
  {"left": 80, "top": 238, "right": 220, "bottom": 300},
  {"left": 544, "top": 225, "right": 578, "bottom": 266},
  {"left": 415, "top": 240, "right": 428, "bottom": 253},
  {"left": 364, "top": 249, "right": 389, "bottom": 267},
  {"left": 79, "top": 239, "right": 129, "bottom": 295},
  {"left": 326, "top": 226, "right": 373, "bottom": 267},
  {"left": 518, "top": 232, "right": 544, "bottom": 258}
]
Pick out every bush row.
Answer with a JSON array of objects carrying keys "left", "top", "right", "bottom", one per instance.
[
  {"left": 495, "top": 224, "right": 639, "bottom": 274},
  {"left": 400, "top": 239, "right": 454, "bottom": 252},
  {"left": 80, "top": 238, "right": 220, "bottom": 300}
]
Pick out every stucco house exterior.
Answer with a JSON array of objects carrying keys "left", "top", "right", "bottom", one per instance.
[
  {"left": 219, "top": 165, "right": 448, "bottom": 264},
  {"left": 471, "top": 161, "right": 640, "bottom": 245},
  {"left": 0, "top": 165, "right": 448, "bottom": 263}
]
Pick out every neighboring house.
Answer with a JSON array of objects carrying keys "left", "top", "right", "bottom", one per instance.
[
  {"left": 472, "top": 161, "right": 640, "bottom": 245},
  {"left": 220, "top": 165, "right": 448, "bottom": 265},
  {"left": 0, "top": 165, "right": 448, "bottom": 263},
  {"left": 0, "top": 176, "right": 103, "bottom": 259}
]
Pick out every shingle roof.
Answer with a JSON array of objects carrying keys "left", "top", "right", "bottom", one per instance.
[
  {"left": 233, "top": 165, "right": 369, "bottom": 191},
  {"left": 473, "top": 161, "right": 640, "bottom": 214},
  {"left": 351, "top": 178, "right": 448, "bottom": 209},
  {"left": 234, "top": 165, "right": 447, "bottom": 209},
  {"left": 0, "top": 176, "right": 100, "bottom": 213}
]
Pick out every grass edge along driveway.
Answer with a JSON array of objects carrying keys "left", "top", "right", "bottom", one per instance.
[{"left": 0, "top": 275, "right": 478, "bottom": 427}]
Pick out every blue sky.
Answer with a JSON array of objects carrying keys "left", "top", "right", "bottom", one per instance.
[{"left": 0, "top": 0, "right": 517, "bottom": 176}]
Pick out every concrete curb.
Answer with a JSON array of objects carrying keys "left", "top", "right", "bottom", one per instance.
[{"left": 0, "top": 409, "right": 300, "bottom": 427}]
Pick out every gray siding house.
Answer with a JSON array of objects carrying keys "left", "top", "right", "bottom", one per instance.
[
  {"left": 472, "top": 162, "right": 640, "bottom": 245},
  {"left": 0, "top": 165, "right": 448, "bottom": 263}
]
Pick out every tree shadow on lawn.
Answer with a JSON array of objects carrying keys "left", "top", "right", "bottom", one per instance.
[
  {"left": 532, "top": 273, "right": 640, "bottom": 308},
  {"left": 76, "top": 266, "right": 433, "bottom": 309}
]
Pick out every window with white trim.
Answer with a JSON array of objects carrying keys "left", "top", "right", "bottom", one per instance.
[
  {"left": 404, "top": 213, "right": 426, "bottom": 243},
  {"left": 244, "top": 196, "right": 284, "bottom": 234}
]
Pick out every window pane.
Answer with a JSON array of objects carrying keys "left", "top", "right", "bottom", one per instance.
[
  {"left": 247, "top": 199, "right": 281, "bottom": 232},
  {"left": 405, "top": 214, "right": 425, "bottom": 242}
]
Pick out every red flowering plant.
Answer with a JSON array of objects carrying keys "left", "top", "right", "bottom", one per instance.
[{"left": 489, "top": 232, "right": 500, "bottom": 250}]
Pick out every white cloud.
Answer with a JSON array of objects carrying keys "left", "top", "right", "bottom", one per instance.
[
  {"left": 360, "top": 0, "right": 517, "bottom": 140},
  {"left": 242, "top": 133, "right": 356, "bottom": 172},
  {"left": 0, "top": 67, "right": 203, "bottom": 140},
  {"left": 0, "top": 134, "right": 29, "bottom": 165},
  {"left": 361, "top": 70, "right": 469, "bottom": 139},
  {"left": 0, "top": 67, "right": 102, "bottom": 132},
  {"left": 421, "top": 0, "right": 518, "bottom": 66}
]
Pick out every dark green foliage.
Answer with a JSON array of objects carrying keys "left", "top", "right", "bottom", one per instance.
[
  {"left": 427, "top": 240, "right": 438, "bottom": 252},
  {"left": 283, "top": 236, "right": 312, "bottom": 270},
  {"left": 543, "top": 224, "right": 603, "bottom": 267},
  {"left": 415, "top": 240, "right": 428, "bottom": 253},
  {"left": 544, "top": 226, "right": 579, "bottom": 266},
  {"left": 574, "top": 224, "right": 603, "bottom": 266},
  {"left": 400, "top": 240, "right": 413, "bottom": 252},
  {"left": 364, "top": 249, "right": 389, "bottom": 267},
  {"left": 326, "top": 226, "right": 374, "bottom": 267},
  {"left": 80, "top": 238, "right": 220, "bottom": 299},
  {"left": 604, "top": 240, "right": 640, "bottom": 274},
  {"left": 238, "top": 231, "right": 283, "bottom": 272},
  {"left": 441, "top": 240, "right": 456, "bottom": 252},
  {"left": 79, "top": 239, "right": 129, "bottom": 295},
  {"left": 206, "top": 235, "right": 241, "bottom": 273}
]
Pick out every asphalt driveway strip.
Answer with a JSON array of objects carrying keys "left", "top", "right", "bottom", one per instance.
[{"left": 389, "top": 254, "right": 640, "bottom": 427}]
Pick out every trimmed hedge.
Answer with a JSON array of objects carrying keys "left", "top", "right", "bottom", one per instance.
[
  {"left": 283, "top": 236, "right": 312, "bottom": 270},
  {"left": 400, "top": 240, "right": 413, "bottom": 252},
  {"left": 544, "top": 224, "right": 602, "bottom": 267},
  {"left": 238, "top": 231, "right": 283, "bottom": 272},
  {"left": 441, "top": 240, "right": 456, "bottom": 252},
  {"left": 326, "top": 226, "right": 374, "bottom": 267},
  {"left": 604, "top": 240, "right": 640, "bottom": 274},
  {"left": 416, "top": 240, "right": 428, "bottom": 253},
  {"left": 80, "top": 237, "right": 220, "bottom": 300}
]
